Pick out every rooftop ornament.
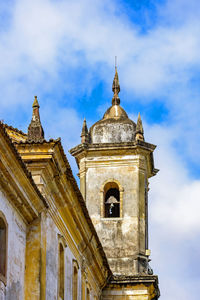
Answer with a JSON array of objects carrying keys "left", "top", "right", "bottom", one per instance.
[{"left": 27, "top": 96, "right": 44, "bottom": 143}]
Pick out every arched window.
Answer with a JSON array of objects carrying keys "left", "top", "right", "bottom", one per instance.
[
  {"left": 73, "top": 262, "right": 78, "bottom": 300},
  {"left": 58, "top": 243, "right": 64, "bottom": 300},
  {"left": 0, "top": 212, "right": 7, "bottom": 284},
  {"left": 86, "top": 287, "right": 90, "bottom": 300},
  {"left": 104, "top": 182, "right": 120, "bottom": 218}
]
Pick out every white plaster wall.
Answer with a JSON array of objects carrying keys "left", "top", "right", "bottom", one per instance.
[
  {"left": 0, "top": 190, "right": 26, "bottom": 300},
  {"left": 45, "top": 215, "right": 58, "bottom": 300},
  {"left": 0, "top": 191, "right": 99, "bottom": 300},
  {"left": 77, "top": 266, "right": 81, "bottom": 300},
  {"left": 84, "top": 154, "right": 146, "bottom": 275},
  {"left": 65, "top": 248, "right": 73, "bottom": 300},
  {"left": 45, "top": 214, "right": 82, "bottom": 300},
  {"left": 0, "top": 281, "right": 6, "bottom": 300},
  {"left": 65, "top": 242, "right": 82, "bottom": 300}
]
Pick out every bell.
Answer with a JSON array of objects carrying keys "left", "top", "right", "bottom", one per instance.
[{"left": 105, "top": 196, "right": 118, "bottom": 204}]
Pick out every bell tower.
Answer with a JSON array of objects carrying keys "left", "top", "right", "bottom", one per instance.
[{"left": 70, "top": 68, "right": 158, "bottom": 276}]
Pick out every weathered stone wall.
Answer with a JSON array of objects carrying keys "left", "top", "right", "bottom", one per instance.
[
  {"left": 0, "top": 189, "right": 99, "bottom": 300},
  {"left": 91, "top": 122, "right": 135, "bottom": 144},
  {"left": 82, "top": 153, "right": 147, "bottom": 275},
  {"left": 45, "top": 215, "right": 58, "bottom": 300},
  {"left": 102, "top": 285, "right": 154, "bottom": 300},
  {"left": 102, "top": 277, "right": 159, "bottom": 300},
  {"left": 0, "top": 190, "right": 26, "bottom": 300},
  {"left": 15, "top": 137, "right": 109, "bottom": 300},
  {"left": 45, "top": 214, "right": 82, "bottom": 300},
  {"left": 24, "top": 217, "right": 42, "bottom": 300}
]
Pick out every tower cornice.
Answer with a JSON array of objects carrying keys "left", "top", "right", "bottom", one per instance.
[
  {"left": 70, "top": 140, "right": 158, "bottom": 178},
  {"left": 70, "top": 140, "right": 156, "bottom": 157}
]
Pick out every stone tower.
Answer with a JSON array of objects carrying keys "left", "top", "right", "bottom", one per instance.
[{"left": 70, "top": 68, "right": 158, "bottom": 277}]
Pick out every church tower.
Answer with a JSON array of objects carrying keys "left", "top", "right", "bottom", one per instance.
[{"left": 70, "top": 68, "right": 158, "bottom": 277}]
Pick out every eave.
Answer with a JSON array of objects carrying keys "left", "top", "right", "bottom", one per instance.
[
  {"left": 4, "top": 123, "right": 27, "bottom": 143},
  {"left": 0, "top": 123, "right": 48, "bottom": 224},
  {"left": 70, "top": 140, "right": 158, "bottom": 178}
]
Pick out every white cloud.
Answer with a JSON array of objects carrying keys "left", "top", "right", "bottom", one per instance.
[
  {"left": 1, "top": 0, "right": 200, "bottom": 101},
  {"left": 145, "top": 122, "right": 200, "bottom": 300},
  {"left": 1, "top": 1, "right": 200, "bottom": 299},
  {"left": 147, "top": 124, "right": 200, "bottom": 236},
  {"left": 1, "top": 0, "right": 200, "bottom": 160}
]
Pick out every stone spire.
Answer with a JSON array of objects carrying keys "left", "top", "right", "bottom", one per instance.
[
  {"left": 81, "top": 118, "right": 89, "bottom": 144},
  {"left": 135, "top": 113, "right": 144, "bottom": 141},
  {"left": 112, "top": 66, "right": 120, "bottom": 106},
  {"left": 27, "top": 96, "right": 44, "bottom": 142}
]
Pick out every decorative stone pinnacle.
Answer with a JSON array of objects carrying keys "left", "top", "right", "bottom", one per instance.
[
  {"left": 136, "top": 113, "right": 144, "bottom": 141},
  {"left": 32, "top": 95, "right": 39, "bottom": 108},
  {"left": 112, "top": 67, "right": 120, "bottom": 106},
  {"left": 27, "top": 96, "right": 44, "bottom": 142},
  {"left": 81, "top": 118, "right": 89, "bottom": 144}
]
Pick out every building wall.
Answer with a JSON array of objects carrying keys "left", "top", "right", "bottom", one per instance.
[
  {"left": 0, "top": 122, "right": 159, "bottom": 300},
  {"left": 45, "top": 214, "right": 59, "bottom": 300},
  {"left": 102, "top": 284, "right": 156, "bottom": 300},
  {"left": 0, "top": 188, "right": 100, "bottom": 300},
  {"left": 81, "top": 153, "right": 147, "bottom": 275},
  {"left": 45, "top": 214, "right": 82, "bottom": 300},
  {"left": 44, "top": 212, "right": 99, "bottom": 300},
  {"left": 0, "top": 190, "right": 26, "bottom": 300}
]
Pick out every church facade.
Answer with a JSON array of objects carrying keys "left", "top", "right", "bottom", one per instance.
[{"left": 0, "top": 69, "right": 159, "bottom": 299}]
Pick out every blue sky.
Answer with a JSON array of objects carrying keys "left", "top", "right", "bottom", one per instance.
[{"left": 1, "top": 0, "right": 200, "bottom": 299}]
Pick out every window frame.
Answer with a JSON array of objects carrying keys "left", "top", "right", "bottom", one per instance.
[
  {"left": 86, "top": 286, "right": 90, "bottom": 300},
  {"left": 72, "top": 259, "right": 79, "bottom": 300},
  {"left": 58, "top": 242, "right": 65, "bottom": 300},
  {"left": 0, "top": 211, "right": 8, "bottom": 286},
  {"left": 100, "top": 179, "right": 124, "bottom": 219},
  {"left": 57, "top": 234, "right": 67, "bottom": 300}
]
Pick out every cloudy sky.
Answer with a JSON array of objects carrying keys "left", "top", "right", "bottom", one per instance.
[{"left": 1, "top": 0, "right": 200, "bottom": 298}]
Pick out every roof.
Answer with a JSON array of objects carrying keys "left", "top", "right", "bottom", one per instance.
[
  {"left": 4, "top": 123, "right": 27, "bottom": 143},
  {"left": 0, "top": 122, "right": 48, "bottom": 209},
  {"left": 3, "top": 123, "right": 27, "bottom": 136}
]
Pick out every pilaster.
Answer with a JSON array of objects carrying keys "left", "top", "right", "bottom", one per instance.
[{"left": 79, "top": 158, "right": 87, "bottom": 200}]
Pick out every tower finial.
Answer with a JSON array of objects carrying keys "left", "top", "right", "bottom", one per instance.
[
  {"left": 27, "top": 96, "right": 44, "bottom": 142},
  {"left": 33, "top": 95, "right": 39, "bottom": 108},
  {"left": 135, "top": 113, "right": 144, "bottom": 141},
  {"left": 112, "top": 58, "right": 120, "bottom": 106},
  {"left": 81, "top": 118, "right": 89, "bottom": 144}
]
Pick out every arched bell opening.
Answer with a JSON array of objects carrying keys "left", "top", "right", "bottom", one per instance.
[{"left": 104, "top": 182, "right": 120, "bottom": 218}]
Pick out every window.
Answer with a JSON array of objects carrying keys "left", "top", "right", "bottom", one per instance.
[
  {"left": 86, "top": 287, "right": 90, "bottom": 300},
  {"left": 73, "top": 262, "right": 78, "bottom": 300},
  {"left": 104, "top": 182, "right": 120, "bottom": 218},
  {"left": 58, "top": 243, "right": 64, "bottom": 300},
  {"left": 0, "top": 211, "right": 7, "bottom": 284}
]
